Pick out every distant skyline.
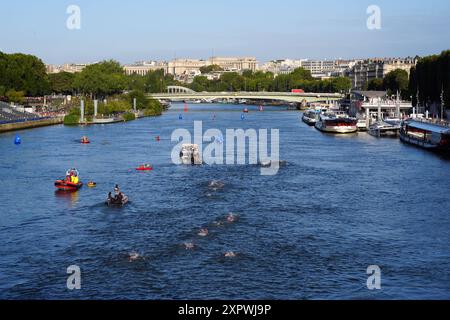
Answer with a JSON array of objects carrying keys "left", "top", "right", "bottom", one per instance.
[{"left": 1, "top": 0, "right": 449, "bottom": 64}]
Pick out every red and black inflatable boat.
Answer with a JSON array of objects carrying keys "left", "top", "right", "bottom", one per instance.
[{"left": 54, "top": 180, "right": 83, "bottom": 191}]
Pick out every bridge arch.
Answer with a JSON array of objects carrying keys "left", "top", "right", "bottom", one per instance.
[{"left": 166, "top": 86, "right": 196, "bottom": 94}]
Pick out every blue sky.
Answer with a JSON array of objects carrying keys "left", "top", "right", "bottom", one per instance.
[{"left": 0, "top": 0, "right": 449, "bottom": 64}]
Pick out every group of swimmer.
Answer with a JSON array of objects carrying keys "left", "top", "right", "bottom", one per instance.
[
  {"left": 125, "top": 212, "right": 238, "bottom": 263},
  {"left": 182, "top": 212, "right": 239, "bottom": 259}
]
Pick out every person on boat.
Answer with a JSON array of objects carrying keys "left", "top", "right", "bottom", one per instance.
[
  {"left": 114, "top": 185, "right": 120, "bottom": 196},
  {"left": 107, "top": 192, "right": 113, "bottom": 202},
  {"left": 71, "top": 173, "right": 79, "bottom": 184},
  {"left": 116, "top": 192, "right": 124, "bottom": 203}
]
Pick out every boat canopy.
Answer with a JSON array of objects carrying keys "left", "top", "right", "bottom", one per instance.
[{"left": 406, "top": 120, "right": 450, "bottom": 134}]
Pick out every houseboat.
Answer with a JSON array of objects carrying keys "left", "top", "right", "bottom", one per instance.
[
  {"left": 368, "top": 121, "right": 401, "bottom": 137},
  {"left": 315, "top": 113, "right": 358, "bottom": 134},
  {"left": 400, "top": 119, "right": 450, "bottom": 151}
]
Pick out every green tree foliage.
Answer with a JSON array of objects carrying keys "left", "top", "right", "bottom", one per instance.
[
  {"left": 410, "top": 50, "right": 450, "bottom": 108},
  {"left": 383, "top": 69, "right": 410, "bottom": 98},
  {"left": 48, "top": 72, "right": 76, "bottom": 94},
  {"left": 200, "top": 65, "right": 223, "bottom": 74},
  {"left": 186, "top": 67, "right": 350, "bottom": 93},
  {"left": 367, "top": 78, "right": 384, "bottom": 91},
  {"left": 73, "top": 60, "right": 127, "bottom": 98},
  {"left": 127, "top": 90, "right": 162, "bottom": 115},
  {"left": 122, "top": 112, "right": 136, "bottom": 122},
  {"left": 0, "top": 51, "right": 50, "bottom": 96},
  {"left": 5, "top": 89, "right": 25, "bottom": 103},
  {"left": 63, "top": 114, "right": 80, "bottom": 125}
]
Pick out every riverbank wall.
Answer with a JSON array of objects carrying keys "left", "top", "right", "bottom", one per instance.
[{"left": 0, "top": 117, "right": 64, "bottom": 133}]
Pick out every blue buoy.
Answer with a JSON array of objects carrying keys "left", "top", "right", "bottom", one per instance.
[
  {"left": 14, "top": 135, "right": 21, "bottom": 145},
  {"left": 179, "top": 114, "right": 183, "bottom": 120}
]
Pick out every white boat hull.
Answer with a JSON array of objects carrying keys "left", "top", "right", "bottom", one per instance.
[
  {"left": 302, "top": 116, "right": 317, "bottom": 126},
  {"left": 315, "top": 123, "right": 358, "bottom": 134}
]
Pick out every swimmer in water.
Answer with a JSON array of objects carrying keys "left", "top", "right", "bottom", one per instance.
[
  {"left": 224, "top": 251, "right": 237, "bottom": 258},
  {"left": 198, "top": 228, "right": 209, "bottom": 237},
  {"left": 208, "top": 180, "right": 224, "bottom": 191},
  {"left": 227, "top": 213, "right": 237, "bottom": 223},
  {"left": 128, "top": 251, "right": 141, "bottom": 262},
  {"left": 184, "top": 242, "right": 195, "bottom": 250}
]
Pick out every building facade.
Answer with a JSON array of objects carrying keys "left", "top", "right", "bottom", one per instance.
[
  {"left": 209, "top": 57, "right": 257, "bottom": 72},
  {"left": 348, "top": 57, "right": 418, "bottom": 89},
  {"left": 123, "top": 61, "right": 167, "bottom": 76},
  {"left": 46, "top": 63, "right": 90, "bottom": 74}
]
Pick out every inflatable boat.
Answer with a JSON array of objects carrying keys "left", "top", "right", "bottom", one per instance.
[
  {"left": 106, "top": 195, "right": 129, "bottom": 207},
  {"left": 136, "top": 164, "right": 153, "bottom": 171},
  {"left": 55, "top": 180, "right": 83, "bottom": 191}
]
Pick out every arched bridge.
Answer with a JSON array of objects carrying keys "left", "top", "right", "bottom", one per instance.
[
  {"left": 150, "top": 88, "right": 343, "bottom": 104},
  {"left": 166, "top": 86, "right": 196, "bottom": 94}
]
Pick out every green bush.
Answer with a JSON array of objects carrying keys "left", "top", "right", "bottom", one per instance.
[
  {"left": 64, "top": 114, "right": 80, "bottom": 125},
  {"left": 122, "top": 112, "right": 136, "bottom": 122}
]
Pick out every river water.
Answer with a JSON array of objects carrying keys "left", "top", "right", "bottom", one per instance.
[{"left": 0, "top": 103, "right": 449, "bottom": 300}]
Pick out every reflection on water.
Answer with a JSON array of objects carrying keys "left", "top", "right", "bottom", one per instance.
[{"left": 54, "top": 190, "right": 79, "bottom": 208}]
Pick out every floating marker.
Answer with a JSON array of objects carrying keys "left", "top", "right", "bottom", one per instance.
[{"left": 14, "top": 135, "right": 21, "bottom": 145}]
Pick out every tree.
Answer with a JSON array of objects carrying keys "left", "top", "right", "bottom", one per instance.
[
  {"left": 48, "top": 72, "right": 75, "bottom": 94},
  {"left": 190, "top": 76, "right": 210, "bottom": 92},
  {"left": 383, "top": 69, "right": 409, "bottom": 98},
  {"left": 200, "top": 65, "right": 223, "bottom": 74},
  {"left": 331, "top": 77, "right": 352, "bottom": 93},
  {"left": 367, "top": 78, "right": 384, "bottom": 91},
  {"left": 6, "top": 89, "right": 25, "bottom": 103},
  {"left": 410, "top": 51, "right": 450, "bottom": 108},
  {"left": 0, "top": 51, "right": 50, "bottom": 96},
  {"left": 73, "top": 60, "right": 127, "bottom": 98}
]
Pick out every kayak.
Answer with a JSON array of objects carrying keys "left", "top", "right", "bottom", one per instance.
[
  {"left": 55, "top": 180, "right": 83, "bottom": 191},
  {"left": 136, "top": 166, "right": 153, "bottom": 171},
  {"left": 106, "top": 195, "right": 129, "bottom": 207}
]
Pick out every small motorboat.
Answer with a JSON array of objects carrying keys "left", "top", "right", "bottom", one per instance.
[
  {"left": 180, "top": 144, "right": 202, "bottom": 165},
  {"left": 106, "top": 194, "right": 129, "bottom": 207},
  {"left": 55, "top": 168, "right": 82, "bottom": 191},
  {"left": 243, "top": 108, "right": 249, "bottom": 113},
  {"left": 55, "top": 180, "right": 83, "bottom": 191},
  {"left": 81, "top": 136, "right": 90, "bottom": 144},
  {"left": 136, "top": 164, "right": 153, "bottom": 171},
  {"left": 87, "top": 181, "right": 97, "bottom": 188}
]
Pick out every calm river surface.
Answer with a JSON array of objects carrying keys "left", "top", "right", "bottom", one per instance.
[{"left": 0, "top": 103, "right": 449, "bottom": 300}]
